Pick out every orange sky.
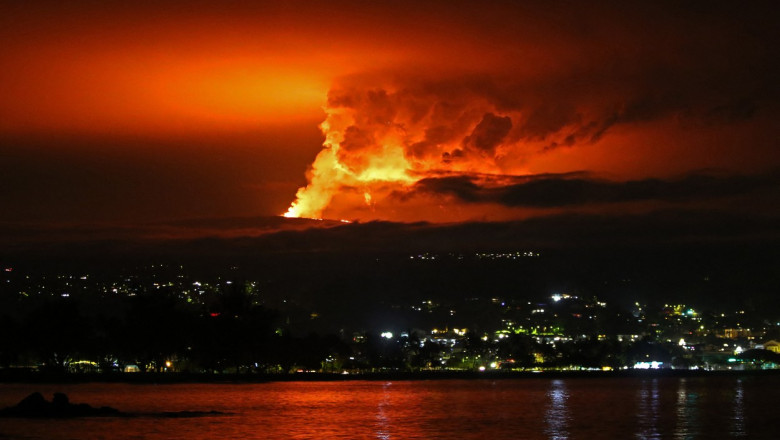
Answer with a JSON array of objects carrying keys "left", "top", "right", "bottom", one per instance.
[{"left": 1, "top": 1, "right": 778, "bottom": 227}]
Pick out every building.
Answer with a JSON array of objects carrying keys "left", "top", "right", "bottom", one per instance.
[{"left": 762, "top": 340, "right": 780, "bottom": 354}]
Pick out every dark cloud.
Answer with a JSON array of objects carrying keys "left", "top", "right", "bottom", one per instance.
[
  {"left": 462, "top": 113, "right": 512, "bottom": 154},
  {"left": 698, "top": 98, "right": 759, "bottom": 126},
  {"left": 518, "top": 105, "right": 578, "bottom": 141},
  {"left": 413, "top": 170, "right": 780, "bottom": 208}
]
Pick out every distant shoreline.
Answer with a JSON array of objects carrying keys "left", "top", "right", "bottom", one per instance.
[{"left": 1, "top": 369, "right": 777, "bottom": 384}]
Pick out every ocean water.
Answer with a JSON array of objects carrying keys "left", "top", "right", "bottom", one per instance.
[{"left": 0, "top": 376, "right": 778, "bottom": 439}]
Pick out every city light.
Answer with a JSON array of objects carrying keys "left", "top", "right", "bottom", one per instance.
[
  {"left": 2, "top": 261, "right": 778, "bottom": 375},
  {"left": 633, "top": 361, "right": 663, "bottom": 370}
]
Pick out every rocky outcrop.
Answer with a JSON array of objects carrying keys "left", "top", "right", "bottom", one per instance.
[{"left": 0, "top": 392, "right": 121, "bottom": 418}]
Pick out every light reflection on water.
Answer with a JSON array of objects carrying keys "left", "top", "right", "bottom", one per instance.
[
  {"left": 374, "top": 382, "right": 392, "bottom": 440},
  {"left": 0, "top": 376, "right": 777, "bottom": 439},
  {"left": 636, "top": 378, "right": 661, "bottom": 439},
  {"left": 730, "top": 379, "right": 745, "bottom": 438},
  {"left": 673, "top": 378, "right": 700, "bottom": 439},
  {"left": 545, "top": 379, "right": 569, "bottom": 440}
]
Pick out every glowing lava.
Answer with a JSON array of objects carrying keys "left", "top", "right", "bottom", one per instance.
[{"left": 284, "top": 101, "right": 415, "bottom": 219}]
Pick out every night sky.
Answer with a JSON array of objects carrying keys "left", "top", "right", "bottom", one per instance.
[{"left": 1, "top": 1, "right": 779, "bottom": 252}]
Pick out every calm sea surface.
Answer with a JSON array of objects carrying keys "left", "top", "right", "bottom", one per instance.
[{"left": 1, "top": 376, "right": 778, "bottom": 439}]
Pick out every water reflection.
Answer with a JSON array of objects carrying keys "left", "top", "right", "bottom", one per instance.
[
  {"left": 674, "top": 378, "right": 698, "bottom": 439},
  {"left": 375, "top": 382, "right": 392, "bottom": 440},
  {"left": 730, "top": 379, "right": 745, "bottom": 438},
  {"left": 1, "top": 378, "right": 776, "bottom": 440},
  {"left": 635, "top": 378, "right": 660, "bottom": 439},
  {"left": 545, "top": 379, "right": 569, "bottom": 440}
]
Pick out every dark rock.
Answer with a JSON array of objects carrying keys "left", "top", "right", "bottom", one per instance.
[
  {"left": 52, "top": 392, "right": 69, "bottom": 407},
  {"left": 0, "top": 392, "right": 221, "bottom": 419},
  {"left": 0, "top": 392, "right": 121, "bottom": 418},
  {"left": 15, "top": 392, "right": 47, "bottom": 412}
]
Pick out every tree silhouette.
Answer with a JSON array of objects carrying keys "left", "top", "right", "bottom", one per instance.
[
  {"left": 23, "top": 299, "right": 90, "bottom": 372},
  {"left": 191, "top": 282, "right": 277, "bottom": 373},
  {"left": 120, "top": 290, "right": 194, "bottom": 372}
]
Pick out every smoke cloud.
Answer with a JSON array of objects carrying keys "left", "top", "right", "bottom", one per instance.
[{"left": 284, "top": 66, "right": 773, "bottom": 221}]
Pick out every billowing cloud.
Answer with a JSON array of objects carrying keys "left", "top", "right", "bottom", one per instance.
[
  {"left": 284, "top": 62, "right": 778, "bottom": 221},
  {"left": 463, "top": 113, "right": 512, "bottom": 155}
]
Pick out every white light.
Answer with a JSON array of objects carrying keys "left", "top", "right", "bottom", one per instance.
[
  {"left": 381, "top": 332, "right": 393, "bottom": 339},
  {"left": 552, "top": 294, "right": 562, "bottom": 302},
  {"left": 634, "top": 361, "right": 663, "bottom": 369}
]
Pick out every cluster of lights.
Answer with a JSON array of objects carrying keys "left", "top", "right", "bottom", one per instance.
[
  {"left": 475, "top": 251, "right": 540, "bottom": 260},
  {"left": 550, "top": 293, "right": 578, "bottom": 302},
  {"left": 410, "top": 251, "right": 540, "bottom": 261},
  {"left": 634, "top": 361, "right": 664, "bottom": 369}
]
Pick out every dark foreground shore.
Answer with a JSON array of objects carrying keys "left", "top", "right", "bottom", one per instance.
[{"left": 0, "top": 368, "right": 777, "bottom": 384}]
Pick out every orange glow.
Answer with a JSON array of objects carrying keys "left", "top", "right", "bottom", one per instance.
[
  {"left": 3, "top": 2, "right": 777, "bottom": 226},
  {"left": 283, "top": 66, "right": 780, "bottom": 223},
  {"left": 283, "top": 78, "right": 541, "bottom": 220},
  {"left": 0, "top": 5, "right": 413, "bottom": 136},
  {"left": 0, "top": 3, "right": 584, "bottom": 138},
  {"left": 285, "top": 104, "right": 417, "bottom": 219},
  {"left": 0, "top": 48, "right": 329, "bottom": 135}
]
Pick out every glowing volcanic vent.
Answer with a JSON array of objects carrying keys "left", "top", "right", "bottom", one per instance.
[
  {"left": 284, "top": 102, "right": 414, "bottom": 220},
  {"left": 283, "top": 85, "right": 420, "bottom": 221}
]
